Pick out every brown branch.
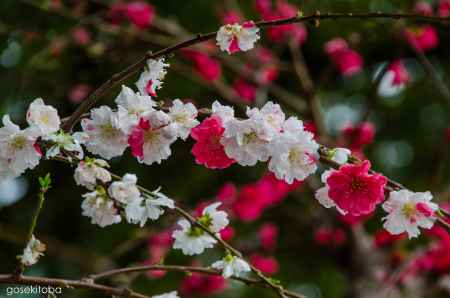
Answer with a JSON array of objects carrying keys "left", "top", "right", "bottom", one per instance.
[
  {"left": 0, "top": 274, "right": 149, "bottom": 298},
  {"left": 62, "top": 12, "right": 450, "bottom": 131},
  {"left": 88, "top": 264, "right": 304, "bottom": 298}
]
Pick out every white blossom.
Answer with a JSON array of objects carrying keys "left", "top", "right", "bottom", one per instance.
[
  {"left": 128, "top": 110, "right": 177, "bottom": 165},
  {"left": 382, "top": 190, "right": 438, "bottom": 239},
  {"left": 246, "top": 101, "right": 285, "bottom": 141},
  {"left": 43, "top": 131, "right": 84, "bottom": 160},
  {"left": 80, "top": 106, "right": 129, "bottom": 159},
  {"left": 18, "top": 235, "right": 46, "bottom": 266},
  {"left": 211, "top": 254, "right": 251, "bottom": 278},
  {"left": 0, "top": 115, "right": 41, "bottom": 178},
  {"left": 329, "top": 147, "right": 351, "bottom": 165},
  {"left": 221, "top": 118, "right": 269, "bottom": 166},
  {"left": 201, "top": 202, "right": 229, "bottom": 233},
  {"left": 212, "top": 100, "right": 235, "bottom": 123},
  {"left": 268, "top": 117, "right": 319, "bottom": 184},
  {"left": 216, "top": 22, "right": 260, "bottom": 54},
  {"left": 168, "top": 99, "right": 199, "bottom": 140},
  {"left": 81, "top": 187, "right": 122, "bottom": 227},
  {"left": 115, "top": 85, "right": 156, "bottom": 116},
  {"left": 124, "top": 190, "right": 174, "bottom": 227},
  {"left": 136, "top": 58, "right": 169, "bottom": 97},
  {"left": 152, "top": 291, "right": 179, "bottom": 298},
  {"left": 108, "top": 173, "right": 141, "bottom": 204},
  {"left": 74, "top": 158, "right": 111, "bottom": 190},
  {"left": 26, "top": 98, "right": 60, "bottom": 136},
  {"left": 172, "top": 219, "right": 217, "bottom": 256}
]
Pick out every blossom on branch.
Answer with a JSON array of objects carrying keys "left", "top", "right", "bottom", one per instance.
[
  {"left": 74, "top": 158, "right": 111, "bottom": 190},
  {"left": 316, "top": 161, "right": 387, "bottom": 216},
  {"left": 212, "top": 254, "right": 251, "bottom": 278},
  {"left": 168, "top": 99, "right": 199, "bottom": 140},
  {"left": 136, "top": 58, "right": 169, "bottom": 97},
  {"left": 172, "top": 219, "right": 217, "bottom": 255},
  {"left": 152, "top": 291, "right": 179, "bottom": 298},
  {"left": 18, "top": 235, "right": 46, "bottom": 266},
  {"left": 0, "top": 115, "right": 41, "bottom": 179},
  {"left": 216, "top": 21, "right": 260, "bottom": 54},
  {"left": 81, "top": 186, "right": 122, "bottom": 227},
  {"left": 382, "top": 189, "right": 438, "bottom": 238},
  {"left": 26, "top": 98, "right": 61, "bottom": 136},
  {"left": 80, "top": 106, "right": 129, "bottom": 159}
]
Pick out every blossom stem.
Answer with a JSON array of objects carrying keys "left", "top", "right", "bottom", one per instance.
[
  {"left": 62, "top": 12, "right": 450, "bottom": 132},
  {"left": 14, "top": 176, "right": 51, "bottom": 276}
]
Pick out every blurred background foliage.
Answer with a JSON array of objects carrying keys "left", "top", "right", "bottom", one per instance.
[{"left": 1, "top": 0, "right": 450, "bottom": 297}]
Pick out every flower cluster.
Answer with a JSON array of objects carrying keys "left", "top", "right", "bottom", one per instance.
[
  {"left": 77, "top": 162, "right": 174, "bottom": 228},
  {"left": 324, "top": 38, "right": 364, "bottom": 76},
  {"left": 191, "top": 101, "right": 320, "bottom": 184},
  {"left": 172, "top": 202, "right": 228, "bottom": 255},
  {"left": 0, "top": 98, "right": 83, "bottom": 181}
]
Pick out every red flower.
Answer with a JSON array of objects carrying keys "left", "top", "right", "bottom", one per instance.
[
  {"left": 439, "top": 0, "right": 450, "bottom": 17},
  {"left": 250, "top": 254, "right": 279, "bottom": 276},
  {"left": 219, "top": 226, "right": 234, "bottom": 241},
  {"left": 314, "top": 227, "right": 347, "bottom": 247},
  {"left": 222, "top": 10, "right": 242, "bottom": 24},
  {"left": 404, "top": 25, "right": 439, "bottom": 52},
  {"left": 125, "top": 1, "right": 155, "bottom": 29},
  {"left": 327, "top": 161, "right": 387, "bottom": 216},
  {"left": 414, "top": 1, "right": 433, "bottom": 16},
  {"left": 72, "top": 27, "right": 91, "bottom": 46},
  {"left": 373, "top": 230, "right": 406, "bottom": 247},
  {"left": 190, "top": 116, "right": 235, "bottom": 169}
]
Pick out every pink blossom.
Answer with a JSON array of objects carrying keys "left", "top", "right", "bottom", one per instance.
[
  {"left": 222, "top": 10, "right": 242, "bottom": 24},
  {"left": 145, "top": 230, "right": 173, "bottom": 279},
  {"left": 182, "top": 49, "right": 221, "bottom": 82},
  {"left": 190, "top": 116, "right": 236, "bottom": 169},
  {"left": 219, "top": 226, "right": 234, "bottom": 241},
  {"left": 327, "top": 161, "right": 387, "bottom": 216},
  {"left": 373, "top": 230, "right": 406, "bottom": 247},
  {"left": 249, "top": 254, "right": 279, "bottom": 276},
  {"left": 338, "top": 212, "right": 373, "bottom": 226},
  {"left": 261, "top": 0, "right": 308, "bottom": 45},
  {"left": 341, "top": 122, "right": 375, "bottom": 150},
  {"left": 404, "top": 25, "right": 439, "bottom": 52},
  {"left": 388, "top": 60, "right": 410, "bottom": 86},
  {"left": 233, "top": 184, "right": 267, "bottom": 222},
  {"left": 258, "top": 223, "right": 279, "bottom": 251},
  {"left": 439, "top": 0, "right": 450, "bottom": 17},
  {"left": 414, "top": 1, "right": 433, "bottom": 15},
  {"left": 108, "top": 2, "right": 127, "bottom": 25},
  {"left": 72, "top": 27, "right": 91, "bottom": 46},
  {"left": 255, "top": 0, "right": 272, "bottom": 16},
  {"left": 128, "top": 118, "right": 149, "bottom": 159},
  {"left": 314, "top": 227, "right": 347, "bottom": 247},
  {"left": 233, "top": 79, "right": 257, "bottom": 103},
  {"left": 68, "top": 84, "right": 91, "bottom": 104},
  {"left": 180, "top": 267, "right": 227, "bottom": 296},
  {"left": 125, "top": 1, "right": 155, "bottom": 29},
  {"left": 324, "top": 38, "right": 363, "bottom": 76},
  {"left": 216, "top": 182, "right": 238, "bottom": 205}
]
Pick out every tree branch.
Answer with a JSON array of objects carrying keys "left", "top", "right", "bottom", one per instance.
[{"left": 0, "top": 274, "right": 149, "bottom": 298}]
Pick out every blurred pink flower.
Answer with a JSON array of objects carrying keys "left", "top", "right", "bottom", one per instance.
[
  {"left": 180, "top": 267, "right": 227, "bottom": 296},
  {"left": 72, "top": 27, "right": 91, "bottom": 46},
  {"left": 324, "top": 38, "right": 363, "bottom": 76},
  {"left": 250, "top": 254, "right": 279, "bottom": 276},
  {"left": 404, "top": 25, "right": 439, "bottom": 52},
  {"left": 341, "top": 121, "right": 375, "bottom": 150},
  {"left": 258, "top": 223, "right": 279, "bottom": 251},
  {"left": 182, "top": 49, "right": 221, "bottom": 82},
  {"left": 125, "top": 1, "right": 155, "bottom": 29},
  {"left": 220, "top": 226, "right": 235, "bottom": 241},
  {"left": 388, "top": 60, "right": 410, "bottom": 86},
  {"left": 233, "top": 79, "right": 256, "bottom": 104},
  {"left": 68, "top": 84, "right": 91, "bottom": 104},
  {"left": 439, "top": 0, "right": 450, "bottom": 17},
  {"left": 222, "top": 10, "right": 242, "bottom": 24},
  {"left": 314, "top": 227, "right": 347, "bottom": 247},
  {"left": 414, "top": 1, "right": 433, "bottom": 16},
  {"left": 374, "top": 229, "right": 406, "bottom": 247}
]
